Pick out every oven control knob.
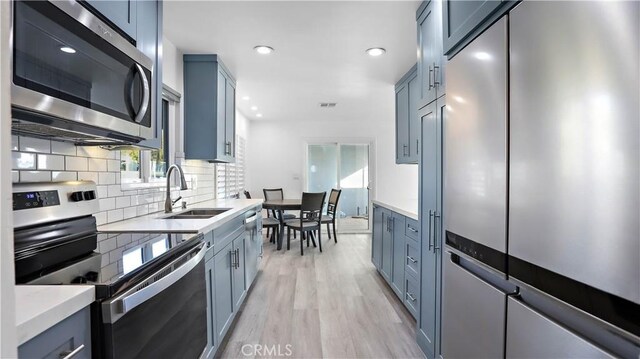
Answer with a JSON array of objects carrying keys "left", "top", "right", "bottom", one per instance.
[
  {"left": 83, "top": 191, "right": 96, "bottom": 200},
  {"left": 70, "top": 191, "right": 84, "bottom": 202},
  {"left": 85, "top": 271, "right": 99, "bottom": 282}
]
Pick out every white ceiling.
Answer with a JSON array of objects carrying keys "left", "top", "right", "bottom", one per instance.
[{"left": 164, "top": 1, "right": 420, "bottom": 122}]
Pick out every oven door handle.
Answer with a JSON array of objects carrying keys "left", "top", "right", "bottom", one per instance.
[
  {"left": 108, "top": 242, "right": 206, "bottom": 321},
  {"left": 133, "top": 63, "right": 150, "bottom": 124}
]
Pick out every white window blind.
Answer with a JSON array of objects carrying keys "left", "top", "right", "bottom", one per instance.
[{"left": 216, "top": 135, "right": 246, "bottom": 199}]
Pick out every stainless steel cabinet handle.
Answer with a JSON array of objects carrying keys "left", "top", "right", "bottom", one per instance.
[
  {"left": 133, "top": 63, "right": 150, "bottom": 124},
  {"left": 230, "top": 250, "right": 236, "bottom": 268},
  {"left": 407, "top": 225, "right": 418, "bottom": 233},
  {"left": 428, "top": 65, "right": 433, "bottom": 90},
  {"left": 416, "top": 139, "right": 419, "bottom": 154},
  {"left": 428, "top": 210, "right": 434, "bottom": 250},
  {"left": 407, "top": 256, "right": 417, "bottom": 263},
  {"left": 235, "top": 249, "right": 240, "bottom": 269},
  {"left": 433, "top": 211, "right": 441, "bottom": 252},
  {"left": 407, "top": 293, "right": 416, "bottom": 302},
  {"left": 433, "top": 62, "right": 440, "bottom": 87},
  {"left": 389, "top": 217, "right": 394, "bottom": 231},
  {"left": 403, "top": 144, "right": 408, "bottom": 156},
  {"left": 60, "top": 344, "right": 85, "bottom": 359}
]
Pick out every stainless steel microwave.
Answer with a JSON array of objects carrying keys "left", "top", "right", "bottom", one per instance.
[{"left": 10, "top": 0, "right": 154, "bottom": 145}]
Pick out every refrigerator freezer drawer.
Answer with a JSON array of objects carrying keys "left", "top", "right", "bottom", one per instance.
[
  {"left": 444, "top": 16, "right": 508, "bottom": 254},
  {"left": 441, "top": 251, "right": 506, "bottom": 358},
  {"left": 509, "top": 0, "right": 640, "bottom": 305},
  {"left": 506, "top": 297, "right": 614, "bottom": 358}
]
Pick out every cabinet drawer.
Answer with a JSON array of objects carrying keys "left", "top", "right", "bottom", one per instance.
[
  {"left": 405, "top": 218, "right": 420, "bottom": 241},
  {"left": 405, "top": 240, "right": 421, "bottom": 278},
  {"left": 404, "top": 275, "right": 420, "bottom": 319},
  {"left": 19, "top": 307, "right": 91, "bottom": 359}
]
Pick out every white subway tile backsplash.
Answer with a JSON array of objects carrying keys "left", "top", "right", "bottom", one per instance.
[
  {"left": 107, "top": 209, "right": 124, "bottom": 222},
  {"left": 99, "top": 198, "right": 115, "bottom": 211},
  {"left": 78, "top": 172, "right": 99, "bottom": 183},
  {"left": 107, "top": 159, "right": 120, "bottom": 172},
  {"left": 98, "top": 172, "right": 116, "bottom": 185},
  {"left": 51, "top": 141, "right": 76, "bottom": 156},
  {"left": 15, "top": 134, "right": 218, "bottom": 225},
  {"left": 37, "top": 154, "right": 64, "bottom": 171},
  {"left": 20, "top": 171, "right": 52, "bottom": 182},
  {"left": 65, "top": 157, "right": 88, "bottom": 171},
  {"left": 107, "top": 184, "right": 123, "bottom": 197},
  {"left": 96, "top": 185, "right": 108, "bottom": 199},
  {"left": 88, "top": 158, "right": 107, "bottom": 172},
  {"left": 116, "top": 196, "right": 130, "bottom": 209},
  {"left": 123, "top": 207, "right": 137, "bottom": 219},
  {"left": 52, "top": 171, "right": 77, "bottom": 181},
  {"left": 20, "top": 137, "right": 50, "bottom": 153},
  {"left": 12, "top": 152, "right": 36, "bottom": 170}
]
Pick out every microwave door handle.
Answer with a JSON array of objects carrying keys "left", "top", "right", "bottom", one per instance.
[{"left": 133, "top": 63, "right": 150, "bottom": 124}]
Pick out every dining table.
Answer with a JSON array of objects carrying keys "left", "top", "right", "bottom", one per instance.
[{"left": 262, "top": 199, "right": 302, "bottom": 250}]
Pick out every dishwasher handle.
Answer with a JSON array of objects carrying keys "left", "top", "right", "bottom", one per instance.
[{"left": 104, "top": 242, "right": 206, "bottom": 323}]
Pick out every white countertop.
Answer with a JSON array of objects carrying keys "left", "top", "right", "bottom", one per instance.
[
  {"left": 98, "top": 198, "right": 263, "bottom": 233},
  {"left": 15, "top": 285, "right": 95, "bottom": 345},
  {"left": 372, "top": 199, "right": 419, "bottom": 220}
]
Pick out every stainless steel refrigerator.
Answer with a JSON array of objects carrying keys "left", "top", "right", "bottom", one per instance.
[{"left": 442, "top": 1, "right": 639, "bottom": 358}]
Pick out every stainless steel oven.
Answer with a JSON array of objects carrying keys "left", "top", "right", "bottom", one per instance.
[{"left": 10, "top": 0, "right": 154, "bottom": 145}]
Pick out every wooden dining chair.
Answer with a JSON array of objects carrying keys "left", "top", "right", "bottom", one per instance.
[
  {"left": 285, "top": 192, "right": 326, "bottom": 255},
  {"left": 321, "top": 189, "right": 342, "bottom": 243}
]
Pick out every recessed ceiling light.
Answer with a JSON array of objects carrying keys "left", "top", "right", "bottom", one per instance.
[
  {"left": 242, "top": 96, "right": 250, "bottom": 101},
  {"left": 256, "top": 113, "right": 263, "bottom": 118},
  {"left": 60, "top": 46, "right": 76, "bottom": 54},
  {"left": 254, "top": 46, "right": 274, "bottom": 55},
  {"left": 366, "top": 47, "right": 386, "bottom": 57},
  {"left": 250, "top": 106, "right": 258, "bottom": 111}
]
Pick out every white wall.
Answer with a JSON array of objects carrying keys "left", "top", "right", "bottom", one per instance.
[
  {"left": 245, "top": 103, "right": 419, "bottom": 207},
  {"left": 0, "top": 0, "right": 17, "bottom": 356}
]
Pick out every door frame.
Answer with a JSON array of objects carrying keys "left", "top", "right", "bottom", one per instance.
[{"left": 302, "top": 137, "right": 376, "bottom": 232}]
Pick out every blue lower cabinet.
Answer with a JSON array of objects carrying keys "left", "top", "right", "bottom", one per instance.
[
  {"left": 391, "top": 213, "right": 406, "bottom": 297},
  {"left": 232, "top": 234, "right": 247, "bottom": 310},
  {"left": 18, "top": 307, "right": 91, "bottom": 359},
  {"left": 213, "top": 240, "right": 235, "bottom": 346}
]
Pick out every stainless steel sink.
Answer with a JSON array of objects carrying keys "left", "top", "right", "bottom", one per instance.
[{"left": 163, "top": 208, "right": 231, "bottom": 219}]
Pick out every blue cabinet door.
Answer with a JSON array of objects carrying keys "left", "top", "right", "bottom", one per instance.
[
  {"left": 417, "top": 0, "right": 445, "bottom": 109},
  {"left": 417, "top": 98, "right": 445, "bottom": 358},
  {"left": 408, "top": 72, "right": 421, "bottom": 163},
  {"left": 391, "top": 213, "right": 406, "bottom": 297},
  {"left": 213, "top": 241, "right": 234, "bottom": 344},
  {"left": 232, "top": 234, "right": 247, "bottom": 310},
  {"left": 184, "top": 55, "right": 236, "bottom": 163},
  {"left": 381, "top": 209, "right": 393, "bottom": 282},
  {"left": 396, "top": 81, "right": 410, "bottom": 164},
  {"left": 442, "top": 0, "right": 516, "bottom": 57},
  {"left": 84, "top": 0, "right": 137, "bottom": 41},
  {"left": 372, "top": 205, "right": 383, "bottom": 269}
]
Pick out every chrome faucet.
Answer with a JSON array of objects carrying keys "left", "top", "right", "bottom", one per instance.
[{"left": 165, "top": 164, "right": 189, "bottom": 213}]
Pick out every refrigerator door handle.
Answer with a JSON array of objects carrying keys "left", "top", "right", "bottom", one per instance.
[{"left": 428, "top": 210, "right": 434, "bottom": 250}]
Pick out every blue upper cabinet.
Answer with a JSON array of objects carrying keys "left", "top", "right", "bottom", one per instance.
[
  {"left": 83, "top": 0, "right": 137, "bottom": 42},
  {"left": 442, "top": 0, "right": 518, "bottom": 57},
  {"left": 417, "top": 0, "right": 445, "bottom": 110},
  {"left": 395, "top": 65, "right": 418, "bottom": 165},
  {"left": 184, "top": 55, "right": 236, "bottom": 163}
]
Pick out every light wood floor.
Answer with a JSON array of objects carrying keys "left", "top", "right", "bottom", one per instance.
[{"left": 219, "top": 232, "right": 424, "bottom": 359}]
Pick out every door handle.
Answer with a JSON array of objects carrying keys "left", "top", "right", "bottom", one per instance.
[
  {"left": 407, "top": 256, "right": 417, "bottom": 264},
  {"left": 428, "top": 210, "right": 434, "bottom": 250},
  {"left": 428, "top": 65, "right": 433, "bottom": 90},
  {"left": 403, "top": 144, "right": 408, "bottom": 157},
  {"left": 416, "top": 139, "right": 419, "bottom": 154},
  {"left": 230, "top": 250, "right": 236, "bottom": 268},
  {"left": 433, "top": 63, "right": 440, "bottom": 87},
  {"left": 235, "top": 249, "right": 240, "bottom": 269},
  {"left": 433, "top": 211, "right": 441, "bottom": 252},
  {"left": 133, "top": 63, "right": 150, "bottom": 124},
  {"left": 407, "top": 292, "right": 416, "bottom": 302},
  {"left": 59, "top": 344, "right": 85, "bottom": 359},
  {"left": 407, "top": 225, "right": 418, "bottom": 233}
]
